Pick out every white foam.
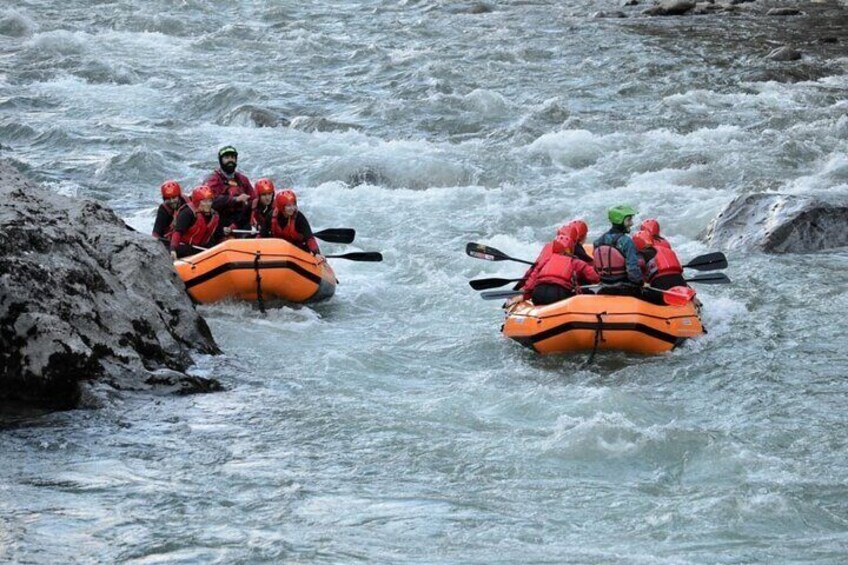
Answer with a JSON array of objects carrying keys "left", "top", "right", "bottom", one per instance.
[
  {"left": 25, "top": 29, "right": 88, "bottom": 55},
  {"left": 462, "top": 88, "right": 512, "bottom": 118},
  {"left": 527, "top": 129, "right": 610, "bottom": 169},
  {"left": 689, "top": 296, "right": 748, "bottom": 350}
]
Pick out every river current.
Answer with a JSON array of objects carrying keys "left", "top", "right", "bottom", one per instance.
[{"left": 2, "top": 1, "right": 848, "bottom": 563}]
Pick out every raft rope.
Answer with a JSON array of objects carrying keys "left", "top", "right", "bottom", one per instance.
[
  {"left": 581, "top": 311, "right": 607, "bottom": 368},
  {"left": 253, "top": 251, "right": 266, "bottom": 314}
]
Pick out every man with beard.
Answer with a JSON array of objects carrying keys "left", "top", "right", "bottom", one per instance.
[{"left": 205, "top": 145, "right": 255, "bottom": 236}]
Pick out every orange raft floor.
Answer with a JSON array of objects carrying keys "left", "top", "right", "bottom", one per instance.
[
  {"left": 174, "top": 239, "right": 337, "bottom": 304},
  {"left": 501, "top": 294, "right": 704, "bottom": 355}
]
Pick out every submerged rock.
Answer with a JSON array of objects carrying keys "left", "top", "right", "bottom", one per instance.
[
  {"left": 766, "top": 45, "right": 803, "bottom": 61},
  {"left": 0, "top": 161, "right": 221, "bottom": 409},
  {"left": 700, "top": 193, "right": 848, "bottom": 253},
  {"left": 288, "top": 116, "right": 363, "bottom": 133},
  {"left": 643, "top": 0, "right": 696, "bottom": 16}
]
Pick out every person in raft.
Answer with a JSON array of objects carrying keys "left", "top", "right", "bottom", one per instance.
[
  {"left": 593, "top": 205, "right": 644, "bottom": 296},
  {"left": 268, "top": 189, "right": 323, "bottom": 259},
  {"left": 205, "top": 145, "right": 255, "bottom": 237},
  {"left": 250, "top": 178, "right": 276, "bottom": 236},
  {"left": 152, "top": 180, "right": 186, "bottom": 243},
  {"left": 564, "top": 219, "right": 593, "bottom": 264},
  {"left": 169, "top": 185, "right": 220, "bottom": 260},
  {"left": 632, "top": 229, "right": 689, "bottom": 288},
  {"left": 522, "top": 234, "right": 600, "bottom": 305},
  {"left": 640, "top": 218, "right": 672, "bottom": 249},
  {"left": 516, "top": 219, "right": 591, "bottom": 291}
]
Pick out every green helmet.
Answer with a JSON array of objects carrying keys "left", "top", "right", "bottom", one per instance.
[
  {"left": 608, "top": 205, "right": 637, "bottom": 225},
  {"left": 218, "top": 145, "right": 238, "bottom": 159}
]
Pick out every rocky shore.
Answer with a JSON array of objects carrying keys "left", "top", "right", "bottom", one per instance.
[{"left": 0, "top": 161, "right": 221, "bottom": 410}]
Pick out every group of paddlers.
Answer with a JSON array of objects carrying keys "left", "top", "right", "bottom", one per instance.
[
  {"left": 518, "top": 205, "right": 692, "bottom": 306},
  {"left": 150, "top": 150, "right": 687, "bottom": 306},
  {"left": 151, "top": 146, "right": 321, "bottom": 260}
]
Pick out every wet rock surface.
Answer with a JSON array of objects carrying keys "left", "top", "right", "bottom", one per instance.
[
  {"left": 0, "top": 161, "right": 221, "bottom": 410},
  {"left": 700, "top": 192, "right": 848, "bottom": 253}
]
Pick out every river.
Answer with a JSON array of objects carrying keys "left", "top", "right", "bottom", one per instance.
[{"left": 2, "top": 1, "right": 848, "bottom": 562}]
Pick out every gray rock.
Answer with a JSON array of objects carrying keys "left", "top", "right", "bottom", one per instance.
[
  {"left": 644, "top": 0, "right": 696, "bottom": 15},
  {"left": 766, "top": 46, "right": 802, "bottom": 61},
  {"left": 593, "top": 10, "right": 628, "bottom": 17},
  {"left": 700, "top": 193, "right": 848, "bottom": 253},
  {"left": 249, "top": 107, "right": 286, "bottom": 128},
  {"left": 222, "top": 105, "right": 290, "bottom": 128},
  {"left": 468, "top": 3, "right": 493, "bottom": 14},
  {"left": 289, "top": 116, "right": 363, "bottom": 133},
  {"left": 0, "top": 161, "right": 221, "bottom": 409},
  {"left": 767, "top": 7, "right": 803, "bottom": 16}
]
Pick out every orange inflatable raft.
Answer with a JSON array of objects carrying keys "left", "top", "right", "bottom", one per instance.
[
  {"left": 174, "top": 239, "right": 337, "bottom": 305},
  {"left": 502, "top": 294, "right": 703, "bottom": 355}
]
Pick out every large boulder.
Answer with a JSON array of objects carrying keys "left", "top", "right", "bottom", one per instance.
[
  {"left": 700, "top": 193, "right": 848, "bottom": 253},
  {"left": 0, "top": 161, "right": 221, "bottom": 409}
]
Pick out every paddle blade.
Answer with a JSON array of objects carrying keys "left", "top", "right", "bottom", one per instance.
[
  {"left": 683, "top": 252, "right": 728, "bottom": 271},
  {"left": 468, "top": 277, "right": 523, "bottom": 290},
  {"left": 466, "top": 242, "right": 509, "bottom": 262},
  {"left": 480, "top": 289, "right": 524, "bottom": 301},
  {"left": 661, "top": 286, "right": 696, "bottom": 307},
  {"left": 326, "top": 251, "right": 382, "bottom": 262},
  {"left": 465, "top": 242, "right": 535, "bottom": 265},
  {"left": 685, "top": 273, "right": 731, "bottom": 285},
  {"left": 314, "top": 228, "right": 355, "bottom": 244}
]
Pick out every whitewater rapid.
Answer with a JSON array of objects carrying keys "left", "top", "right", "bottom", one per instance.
[{"left": 2, "top": 1, "right": 848, "bottom": 562}]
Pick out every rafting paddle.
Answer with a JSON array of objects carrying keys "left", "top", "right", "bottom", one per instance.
[
  {"left": 232, "top": 228, "right": 356, "bottom": 244},
  {"left": 682, "top": 252, "right": 727, "bottom": 271},
  {"left": 684, "top": 273, "right": 731, "bottom": 284},
  {"left": 480, "top": 289, "right": 525, "bottom": 300},
  {"left": 654, "top": 285, "right": 696, "bottom": 307},
  {"left": 466, "top": 243, "right": 534, "bottom": 265},
  {"left": 468, "top": 277, "right": 525, "bottom": 290},
  {"left": 325, "top": 251, "right": 383, "bottom": 262},
  {"left": 158, "top": 237, "right": 208, "bottom": 253}
]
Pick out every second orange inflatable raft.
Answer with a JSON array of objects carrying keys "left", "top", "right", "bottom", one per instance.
[
  {"left": 174, "top": 239, "right": 337, "bottom": 305},
  {"left": 502, "top": 294, "right": 704, "bottom": 355}
]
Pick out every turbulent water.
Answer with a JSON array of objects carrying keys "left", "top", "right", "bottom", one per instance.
[{"left": 3, "top": 1, "right": 848, "bottom": 562}]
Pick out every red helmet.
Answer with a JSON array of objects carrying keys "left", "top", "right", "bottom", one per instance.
[
  {"left": 556, "top": 224, "right": 573, "bottom": 238},
  {"left": 570, "top": 220, "right": 588, "bottom": 242},
  {"left": 632, "top": 230, "right": 654, "bottom": 251},
  {"left": 641, "top": 219, "right": 661, "bottom": 238},
  {"left": 256, "top": 178, "right": 275, "bottom": 195},
  {"left": 552, "top": 235, "right": 575, "bottom": 255},
  {"left": 274, "top": 189, "right": 297, "bottom": 211},
  {"left": 160, "top": 180, "right": 181, "bottom": 200},
  {"left": 191, "top": 185, "right": 214, "bottom": 207},
  {"left": 557, "top": 220, "right": 589, "bottom": 243}
]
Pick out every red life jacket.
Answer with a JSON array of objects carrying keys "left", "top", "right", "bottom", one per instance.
[
  {"left": 647, "top": 246, "right": 683, "bottom": 281},
  {"left": 271, "top": 209, "right": 304, "bottom": 245},
  {"left": 179, "top": 203, "right": 219, "bottom": 246},
  {"left": 522, "top": 242, "right": 554, "bottom": 285},
  {"left": 593, "top": 234, "right": 627, "bottom": 280},
  {"left": 251, "top": 200, "right": 272, "bottom": 232},
  {"left": 536, "top": 254, "right": 577, "bottom": 291},
  {"left": 654, "top": 236, "right": 671, "bottom": 249}
]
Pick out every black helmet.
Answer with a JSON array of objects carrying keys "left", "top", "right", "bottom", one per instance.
[{"left": 218, "top": 145, "right": 238, "bottom": 159}]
